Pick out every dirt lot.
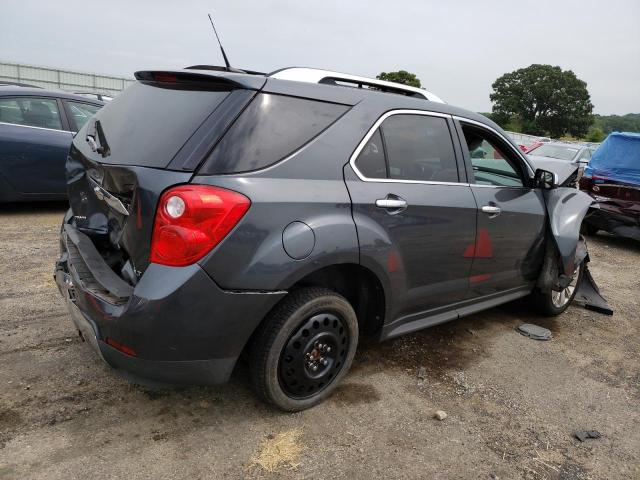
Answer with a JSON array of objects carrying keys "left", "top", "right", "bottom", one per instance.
[{"left": 0, "top": 203, "right": 638, "bottom": 480}]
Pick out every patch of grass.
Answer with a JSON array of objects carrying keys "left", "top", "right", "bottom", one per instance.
[{"left": 249, "top": 428, "right": 304, "bottom": 473}]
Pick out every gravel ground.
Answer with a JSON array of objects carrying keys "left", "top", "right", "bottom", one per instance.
[{"left": 0, "top": 203, "right": 638, "bottom": 480}]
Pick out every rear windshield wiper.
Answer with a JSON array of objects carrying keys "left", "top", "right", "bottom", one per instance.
[{"left": 86, "top": 119, "right": 111, "bottom": 158}]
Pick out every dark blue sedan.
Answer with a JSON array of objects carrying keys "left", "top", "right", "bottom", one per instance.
[{"left": 0, "top": 86, "right": 103, "bottom": 202}]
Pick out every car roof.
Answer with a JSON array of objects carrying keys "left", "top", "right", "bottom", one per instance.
[
  {"left": 139, "top": 67, "right": 495, "bottom": 125},
  {"left": 0, "top": 85, "right": 104, "bottom": 104},
  {"left": 530, "top": 141, "right": 585, "bottom": 149}
]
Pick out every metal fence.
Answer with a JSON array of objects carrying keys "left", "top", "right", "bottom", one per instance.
[{"left": 0, "top": 61, "right": 134, "bottom": 98}]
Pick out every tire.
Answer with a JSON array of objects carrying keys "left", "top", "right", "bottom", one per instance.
[
  {"left": 248, "top": 287, "right": 359, "bottom": 411},
  {"left": 531, "top": 261, "right": 585, "bottom": 316}
]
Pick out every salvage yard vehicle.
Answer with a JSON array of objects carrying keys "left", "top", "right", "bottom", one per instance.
[
  {"left": 527, "top": 141, "right": 596, "bottom": 165},
  {"left": 580, "top": 132, "right": 640, "bottom": 241},
  {"left": 0, "top": 86, "right": 103, "bottom": 202},
  {"left": 526, "top": 141, "right": 597, "bottom": 186},
  {"left": 55, "top": 66, "right": 602, "bottom": 411}
]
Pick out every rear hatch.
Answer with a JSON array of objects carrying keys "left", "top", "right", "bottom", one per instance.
[{"left": 66, "top": 70, "right": 264, "bottom": 286}]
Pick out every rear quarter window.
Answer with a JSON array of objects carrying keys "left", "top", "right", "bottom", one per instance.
[{"left": 200, "top": 93, "right": 349, "bottom": 174}]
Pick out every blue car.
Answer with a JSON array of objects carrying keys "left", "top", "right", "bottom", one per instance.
[{"left": 0, "top": 86, "right": 103, "bottom": 202}]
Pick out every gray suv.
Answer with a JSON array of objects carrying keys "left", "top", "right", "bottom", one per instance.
[{"left": 55, "top": 67, "right": 594, "bottom": 411}]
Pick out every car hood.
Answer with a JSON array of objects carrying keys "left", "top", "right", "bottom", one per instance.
[{"left": 527, "top": 155, "right": 579, "bottom": 185}]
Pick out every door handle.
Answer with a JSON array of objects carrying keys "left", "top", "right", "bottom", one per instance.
[
  {"left": 375, "top": 195, "right": 407, "bottom": 213},
  {"left": 481, "top": 205, "right": 501, "bottom": 218}
]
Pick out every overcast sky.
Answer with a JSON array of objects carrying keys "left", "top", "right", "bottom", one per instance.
[{"left": 2, "top": 0, "right": 639, "bottom": 114}]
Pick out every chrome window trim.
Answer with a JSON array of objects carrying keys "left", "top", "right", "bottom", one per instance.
[
  {"left": 453, "top": 115, "right": 535, "bottom": 176},
  {"left": 0, "top": 120, "right": 69, "bottom": 134},
  {"left": 471, "top": 184, "right": 534, "bottom": 190},
  {"left": 349, "top": 109, "right": 470, "bottom": 187}
]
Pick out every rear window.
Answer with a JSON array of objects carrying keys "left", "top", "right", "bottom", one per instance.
[
  {"left": 200, "top": 93, "right": 348, "bottom": 174},
  {"left": 85, "top": 82, "right": 231, "bottom": 168}
]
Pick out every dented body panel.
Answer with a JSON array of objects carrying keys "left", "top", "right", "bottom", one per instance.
[
  {"left": 53, "top": 68, "right": 611, "bottom": 390},
  {"left": 542, "top": 188, "right": 595, "bottom": 275}
]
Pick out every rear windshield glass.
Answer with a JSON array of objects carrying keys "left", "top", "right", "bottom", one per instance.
[
  {"left": 200, "top": 93, "right": 348, "bottom": 174},
  {"left": 83, "top": 82, "right": 230, "bottom": 168}
]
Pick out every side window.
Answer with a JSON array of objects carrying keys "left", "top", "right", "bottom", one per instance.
[
  {"left": 354, "top": 128, "right": 387, "bottom": 178},
  {"left": 0, "top": 97, "right": 62, "bottom": 130},
  {"left": 66, "top": 101, "right": 101, "bottom": 131},
  {"left": 461, "top": 124, "right": 524, "bottom": 187},
  {"left": 381, "top": 114, "right": 458, "bottom": 183}
]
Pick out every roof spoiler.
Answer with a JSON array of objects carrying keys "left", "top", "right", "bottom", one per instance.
[
  {"left": 185, "top": 64, "right": 266, "bottom": 76},
  {"left": 134, "top": 70, "right": 266, "bottom": 91}
]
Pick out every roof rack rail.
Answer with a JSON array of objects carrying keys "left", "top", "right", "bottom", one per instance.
[
  {"left": 269, "top": 67, "right": 445, "bottom": 103},
  {"left": 0, "top": 81, "right": 43, "bottom": 89}
]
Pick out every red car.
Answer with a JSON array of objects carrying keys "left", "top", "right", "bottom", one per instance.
[{"left": 580, "top": 132, "right": 640, "bottom": 241}]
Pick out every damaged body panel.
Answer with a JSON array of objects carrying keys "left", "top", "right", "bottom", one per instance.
[
  {"left": 535, "top": 183, "right": 612, "bottom": 315},
  {"left": 53, "top": 67, "right": 612, "bottom": 410},
  {"left": 543, "top": 187, "right": 595, "bottom": 276}
]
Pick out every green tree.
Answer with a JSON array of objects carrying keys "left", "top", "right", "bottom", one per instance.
[
  {"left": 593, "top": 113, "right": 640, "bottom": 134},
  {"left": 490, "top": 64, "right": 594, "bottom": 138},
  {"left": 376, "top": 70, "right": 421, "bottom": 88},
  {"left": 585, "top": 126, "right": 606, "bottom": 143}
]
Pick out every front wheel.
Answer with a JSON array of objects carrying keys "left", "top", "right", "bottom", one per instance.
[
  {"left": 248, "top": 287, "right": 359, "bottom": 411},
  {"left": 531, "top": 261, "right": 585, "bottom": 316}
]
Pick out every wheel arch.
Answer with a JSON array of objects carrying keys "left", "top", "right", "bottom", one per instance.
[{"left": 241, "top": 262, "right": 387, "bottom": 364}]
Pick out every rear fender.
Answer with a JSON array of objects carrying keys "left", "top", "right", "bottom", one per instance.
[{"left": 543, "top": 188, "right": 595, "bottom": 275}]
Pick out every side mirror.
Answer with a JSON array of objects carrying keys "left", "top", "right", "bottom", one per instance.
[{"left": 534, "top": 168, "right": 559, "bottom": 189}]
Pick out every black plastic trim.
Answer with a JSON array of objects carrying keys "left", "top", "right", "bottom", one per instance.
[
  {"left": 64, "top": 224, "right": 133, "bottom": 299},
  {"left": 167, "top": 89, "right": 257, "bottom": 171}
]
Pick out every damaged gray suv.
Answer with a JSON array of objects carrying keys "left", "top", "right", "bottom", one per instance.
[{"left": 55, "top": 67, "right": 601, "bottom": 411}]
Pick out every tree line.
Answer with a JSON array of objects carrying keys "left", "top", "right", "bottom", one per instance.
[{"left": 377, "top": 66, "right": 639, "bottom": 143}]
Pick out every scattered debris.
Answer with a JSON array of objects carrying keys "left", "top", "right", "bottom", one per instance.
[
  {"left": 517, "top": 323, "right": 552, "bottom": 341},
  {"left": 249, "top": 428, "right": 304, "bottom": 472},
  {"left": 574, "top": 430, "right": 601, "bottom": 442},
  {"left": 434, "top": 410, "right": 448, "bottom": 421},
  {"left": 417, "top": 367, "right": 428, "bottom": 388},
  {"left": 574, "top": 267, "right": 614, "bottom": 315}
]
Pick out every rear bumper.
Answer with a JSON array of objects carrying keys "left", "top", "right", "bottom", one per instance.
[{"left": 55, "top": 223, "right": 286, "bottom": 385}]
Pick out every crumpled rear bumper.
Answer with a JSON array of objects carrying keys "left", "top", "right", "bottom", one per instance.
[{"left": 54, "top": 222, "right": 286, "bottom": 386}]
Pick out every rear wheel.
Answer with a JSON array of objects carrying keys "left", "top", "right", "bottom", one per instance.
[
  {"left": 248, "top": 287, "right": 358, "bottom": 411},
  {"left": 531, "top": 261, "right": 585, "bottom": 316}
]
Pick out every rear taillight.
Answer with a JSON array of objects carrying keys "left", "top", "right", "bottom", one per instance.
[{"left": 150, "top": 185, "right": 250, "bottom": 267}]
